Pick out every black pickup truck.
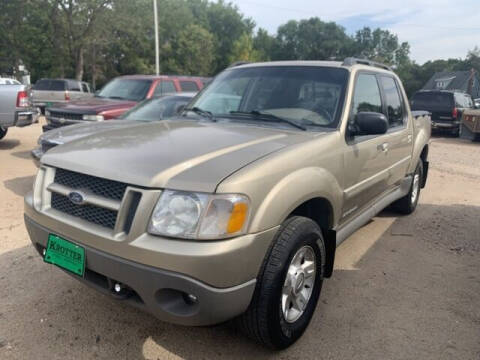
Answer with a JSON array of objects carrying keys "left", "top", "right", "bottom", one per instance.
[{"left": 411, "top": 90, "right": 474, "bottom": 136}]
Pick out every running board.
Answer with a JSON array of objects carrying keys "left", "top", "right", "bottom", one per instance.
[{"left": 335, "top": 175, "right": 412, "bottom": 247}]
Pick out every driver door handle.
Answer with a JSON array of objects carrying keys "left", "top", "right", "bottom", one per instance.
[{"left": 377, "top": 142, "right": 389, "bottom": 153}]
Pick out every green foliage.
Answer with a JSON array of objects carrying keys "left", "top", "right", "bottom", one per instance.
[
  {"left": 228, "top": 33, "right": 261, "bottom": 64},
  {"left": 163, "top": 24, "right": 215, "bottom": 76},
  {"left": 274, "top": 18, "right": 355, "bottom": 60},
  {"left": 354, "top": 27, "right": 410, "bottom": 67},
  {"left": 1, "top": 1, "right": 478, "bottom": 98}
]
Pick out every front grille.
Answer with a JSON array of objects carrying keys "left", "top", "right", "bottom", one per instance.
[
  {"left": 49, "top": 111, "right": 83, "bottom": 121},
  {"left": 51, "top": 193, "right": 118, "bottom": 229},
  {"left": 55, "top": 168, "right": 127, "bottom": 201}
]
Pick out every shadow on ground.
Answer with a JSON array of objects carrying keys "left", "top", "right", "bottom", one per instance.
[
  {"left": 1, "top": 204, "right": 479, "bottom": 359},
  {"left": 4, "top": 175, "right": 35, "bottom": 197},
  {"left": 0, "top": 139, "right": 20, "bottom": 150},
  {"left": 11, "top": 150, "right": 33, "bottom": 160}
]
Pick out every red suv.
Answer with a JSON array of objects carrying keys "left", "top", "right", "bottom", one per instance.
[{"left": 43, "top": 75, "right": 209, "bottom": 131}]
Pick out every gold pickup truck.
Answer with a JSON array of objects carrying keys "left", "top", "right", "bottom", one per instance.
[
  {"left": 25, "top": 58, "right": 431, "bottom": 349},
  {"left": 461, "top": 109, "right": 480, "bottom": 141}
]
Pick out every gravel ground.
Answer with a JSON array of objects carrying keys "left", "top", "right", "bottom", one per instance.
[{"left": 0, "top": 122, "right": 479, "bottom": 359}]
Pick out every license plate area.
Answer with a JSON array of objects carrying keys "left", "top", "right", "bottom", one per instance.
[{"left": 44, "top": 234, "right": 85, "bottom": 277}]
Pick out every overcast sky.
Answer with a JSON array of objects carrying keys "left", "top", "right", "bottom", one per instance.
[{"left": 229, "top": 0, "right": 480, "bottom": 64}]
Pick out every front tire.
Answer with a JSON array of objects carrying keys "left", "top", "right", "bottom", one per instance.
[
  {"left": 0, "top": 126, "right": 7, "bottom": 140},
  {"left": 238, "top": 216, "right": 325, "bottom": 349},
  {"left": 391, "top": 161, "right": 423, "bottom": 214}
]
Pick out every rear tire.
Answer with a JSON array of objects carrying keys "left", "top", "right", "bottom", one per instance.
[
  {"left": 451, "top": 127, "right": 460, "bottom": 137},
  {"left": 459, "top": 123, "right": 475, "bottom": 141},
  {"left": 0, "top": 126, "right": 7, "bottom": 140},
  {"left": 238, "top": 216, "right": 325, "bottom": 350},
  {"left": 391, "top": 161, "right": 423, "bottom": 214}
]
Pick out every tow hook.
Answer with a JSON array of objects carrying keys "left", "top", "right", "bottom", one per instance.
[{"left": 107, "top": 279, "right": 134, "bottom": 299}]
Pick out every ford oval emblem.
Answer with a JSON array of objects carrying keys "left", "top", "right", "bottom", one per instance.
[{"left": 68, "top": 191, "right": 85, "bottom": 205}]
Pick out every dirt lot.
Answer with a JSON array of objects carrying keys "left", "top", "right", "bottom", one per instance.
[{"left": 1, "top": 122, "right": 479, "bottom": 360}]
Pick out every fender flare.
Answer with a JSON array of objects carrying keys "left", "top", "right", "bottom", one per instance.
[{"left": 249, "top": 167, "right": 343, "bottom": 233}]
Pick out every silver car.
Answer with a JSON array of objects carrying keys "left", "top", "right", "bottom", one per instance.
[
  {"left": 31, "top": 78, "right": 93, "bottom": 114},
  {"left": 31, "top": 93, "right": 194, "bottom": 165},
  {"left": 0, "top": 83, "right": 38, "bottom": 140}
]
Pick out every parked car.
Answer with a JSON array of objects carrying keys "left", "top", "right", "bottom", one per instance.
[
  {"left": 31, "top": 78, "right": 93, "bottom": 115},
  {"left": 0, "top": 84, "right": 39, "bottom": 140},
  {"left": 410, "top": 90, "right": 474, "bottom": 136},
  {"left": 460, "top": 109, "right": 480, "bottom": 141},
  {"left": 25, "top": 59, "right": 430, "bottom": 349},
  {"left": 0, "top": 77, "right": 21, "bottom": 85},
  {"left": 43, "top": 75, "right": 209, "bottom": 132},
  {"left": 31, "top": 93, "right": 195, "bottom": 165},
  {"left": 474, "top": 98, "right": 480, "bottom": 108}
]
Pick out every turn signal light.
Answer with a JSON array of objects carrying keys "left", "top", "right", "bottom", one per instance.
[{"left": 227, "top": 202, "right": 248, "bottom": 233}]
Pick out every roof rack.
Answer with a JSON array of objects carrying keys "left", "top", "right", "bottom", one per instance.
[
  {"left": 229, "top": 61, "right": 251, "bottom": 68},
  {"left": 342, "top": 57, "right": 392, "bottom": 71}
]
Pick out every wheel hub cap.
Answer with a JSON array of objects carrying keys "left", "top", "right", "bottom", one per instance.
[{"left": 281, "top": 245, "right": 316, "bottom": 323}]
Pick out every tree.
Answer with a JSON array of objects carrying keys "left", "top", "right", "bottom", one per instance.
[
  {"left": 275, "top": 18, "right": 355, "bottom": 60},
  {"left": 253, "top": 28, "right": 276, "bottom": 61},
  {"left": 163, "top": 24, "right": 215, "bottom": 76},
  {"left": 54, "top": 0, "right": 114, "bottom": 80},
  {"left": 228, "top": 33, "right": 260, "bottom": 64},
  {"left": 204, "top": 0, "right": 254, "bottom": 72},
  {"left": 354, "top": 27, "right": 410, "bottom": 67}
]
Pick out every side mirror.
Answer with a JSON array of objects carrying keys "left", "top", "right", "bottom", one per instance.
[
  {"left": 176, "top": 104, "right": 186, "bottom": 114},
  {"left": 355, "top": 112, "right": 388, "bottom": 135}
]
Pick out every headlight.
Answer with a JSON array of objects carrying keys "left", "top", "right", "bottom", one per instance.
[
  {"left": 148, "top": 190, "right": 250, "bottom": 239},
  {"left": 82, "top": 114, "right": 104, "bottom": 121}
]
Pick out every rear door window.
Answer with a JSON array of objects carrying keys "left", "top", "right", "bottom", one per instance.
[
  {"left": 153, "top": 81, "right": 176, "bottom": 96},
  {"left": 380, "top": 76, "right": 405, "bottom": 128},
  {"left": 180, "top": 81, "right": 199, "bottom": 92}
]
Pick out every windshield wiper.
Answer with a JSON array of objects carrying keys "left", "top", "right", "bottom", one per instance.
[
  {"left": 229, "top": 110, "right": 307, "bottom": 131},
  {"left": 108, "top": 96, "right": 127, "bottom": 100},
  {"left": 184, "top": 107, "right": 215, "bottom": 121}
]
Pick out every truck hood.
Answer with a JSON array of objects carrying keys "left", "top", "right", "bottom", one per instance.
[
  {"left": 42, "top": 120, "right": 317, "bottom": 192},
  {"left": 39, "top": 120, "right": 138, "bottom": 145},
  {"left": 49, "top": 97, "right": 137, "bottom": 113}
]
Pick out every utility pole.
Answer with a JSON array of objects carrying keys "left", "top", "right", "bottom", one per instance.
[{"left": 153, "top": 0, "right": 160, "bottom": 75}]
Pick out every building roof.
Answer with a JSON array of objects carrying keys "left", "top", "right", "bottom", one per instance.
[{"left": 422, "top": 71, "right": 478, "bottom": 91}]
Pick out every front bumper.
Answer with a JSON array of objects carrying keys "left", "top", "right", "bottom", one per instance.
[
  {"left": 25, "top": 215, "right": 259, "bottom": 326},
  {"left": 24, "top": 191, "right": 278, "bottom": 325}
]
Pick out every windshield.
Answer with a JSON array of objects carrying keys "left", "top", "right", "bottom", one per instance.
[
  {"left": 187, "top": 66, "right": 349, "bottom": 129},
  {"left": 120, "top": 96, "right": 191, "bottom": 121},
  {"left": 96, "top": 79, "right": 152, "bottom": 101}
]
